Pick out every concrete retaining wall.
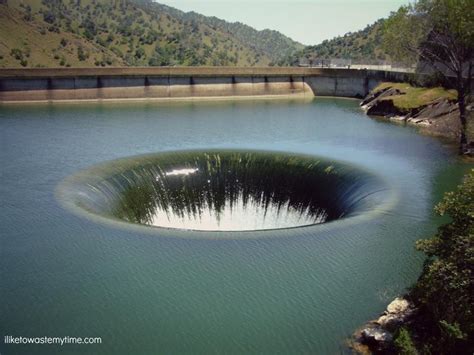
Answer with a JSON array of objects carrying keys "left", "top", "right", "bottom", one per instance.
[{"left": 0, "top": 67, "right": 415, "bottom": 103}]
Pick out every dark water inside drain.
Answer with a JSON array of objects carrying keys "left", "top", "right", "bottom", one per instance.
[{"left": 72, "top": 151, "right": 387, "bottom": 231}]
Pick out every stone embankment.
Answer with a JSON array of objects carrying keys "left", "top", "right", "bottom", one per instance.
[{"left": 350, "top": 297, "right": 415, "bottom": 354}]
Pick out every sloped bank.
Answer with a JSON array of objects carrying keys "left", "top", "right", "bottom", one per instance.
[{"left": 360, "top": 83, "right": 473, "bottom": 148}]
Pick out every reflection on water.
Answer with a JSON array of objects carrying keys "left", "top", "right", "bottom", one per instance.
[{"left": 68, "top": 151, "right": 388, "bottom": 231}]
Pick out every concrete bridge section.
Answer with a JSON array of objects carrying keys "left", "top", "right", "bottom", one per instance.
[{"left": 0, "top": 67, "right": 414, "bottom": 103}]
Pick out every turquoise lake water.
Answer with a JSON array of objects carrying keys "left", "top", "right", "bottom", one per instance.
[{"left": 0, "top": 98, "right": 470, "bottom": 354}]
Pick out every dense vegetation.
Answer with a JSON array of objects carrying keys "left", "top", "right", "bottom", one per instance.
[
  {"left": 172, "top": 10, "right": 303, "bottom": 64},
  {"left": 395, "top": 170, "right": 473, "bottom": 354},
  {"left": 0, "top": 0, "right": 302, "bottom": 68},
  {"left": 279, "top": 20, "right": 391, "bottom": 66}
]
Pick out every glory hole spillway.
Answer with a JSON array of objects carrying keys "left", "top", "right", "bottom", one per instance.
[
  {"left": 58, "top": 150, "right": 391, "bottom": 233},
  {"left": 0, "top": 68, "right": 470, "bottom": 354}
]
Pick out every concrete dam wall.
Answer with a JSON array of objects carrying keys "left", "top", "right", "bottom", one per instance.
[{"left": 0, "top": 67, "right": 414, "bottom": 103}]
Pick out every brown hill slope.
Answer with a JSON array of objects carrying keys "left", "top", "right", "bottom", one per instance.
[{"left": 0, "top": 0, "right": 302, "bottom": 68}]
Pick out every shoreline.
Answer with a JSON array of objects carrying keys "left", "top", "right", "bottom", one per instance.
[
  {"left": 0, "top": 93, "right": 364, "bottom": 106},
  {"left": 0, "top": 92, "right": 312, "bottom": 105},
  {"left": 360, "top": 83, "right": 473, "bottom": 155},
  {"left": 349, "top": 297, "right": 415, "bottom": 354}
]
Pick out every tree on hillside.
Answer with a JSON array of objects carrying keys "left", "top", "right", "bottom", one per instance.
[
  {"left": 409, "top": 169, "right": 474, "bottom": 353},
  {"left": 383, "top": 0, "right": 473, "bottom": 153}
]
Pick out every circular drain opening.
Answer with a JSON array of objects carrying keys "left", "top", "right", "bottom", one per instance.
[{"left": 58, "top": 150, "right": 389, "bottom": 232}]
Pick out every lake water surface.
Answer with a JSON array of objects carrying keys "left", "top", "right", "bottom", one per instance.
[{"left": 0, "top": 98, "right": 470, "bottom": 354}]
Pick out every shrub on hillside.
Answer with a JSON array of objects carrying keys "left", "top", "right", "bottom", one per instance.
[{"left": 409, "top": 169, "right": 474, "bottom": 353}]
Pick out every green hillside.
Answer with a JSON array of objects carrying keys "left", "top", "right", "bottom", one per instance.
[
  {"left": 280, "top": 20, "right": 391, "bottom": 66},
  {"left": 0, "top": 0, "right": 303, "bottom": 68},
  {"left": 180, "top": 11, "right": 304, "bottom": 64},
  {"left": 0, "top": 0, "right": 395, "bottom": 69}
]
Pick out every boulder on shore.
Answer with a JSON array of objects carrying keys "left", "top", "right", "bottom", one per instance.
[
  {"left": 360, "top": 87, "right": 402, "bottom": 109},
  {"left": 350, "top": 297, "right": 415, "bottom": 354},
  {"left": 361, "top": 326, "right": 393, "bottom": 344},
  {"left": 376, "top": 297, "right": 414, "bottom": 331}
]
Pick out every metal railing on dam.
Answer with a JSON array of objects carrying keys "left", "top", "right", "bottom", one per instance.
[{"left": 0, "top": 67, "right": 414, "bottom": 103}]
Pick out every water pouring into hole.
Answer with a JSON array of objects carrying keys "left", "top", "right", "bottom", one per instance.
[{"left": 58, "top": 150, "right": 390, "bottom": 232}]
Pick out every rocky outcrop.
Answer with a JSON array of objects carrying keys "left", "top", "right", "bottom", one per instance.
[
  {"left": 361, "top": 85, "right": 460, "bottom": 124},
  {"left": 350, "top": 297, "right": 415, "bottom": 354},
  {"left": 360, "top": 87, "right": 404, "bottom": 117},
  {"left": 360, "top": 85, "right": 469, "bottom": 142},
  {"left": 376, "top": 298, "right": 414, "bottom": 331},
  {"left": 365, "top": 99, "right": 402, "bottom": 117}
]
